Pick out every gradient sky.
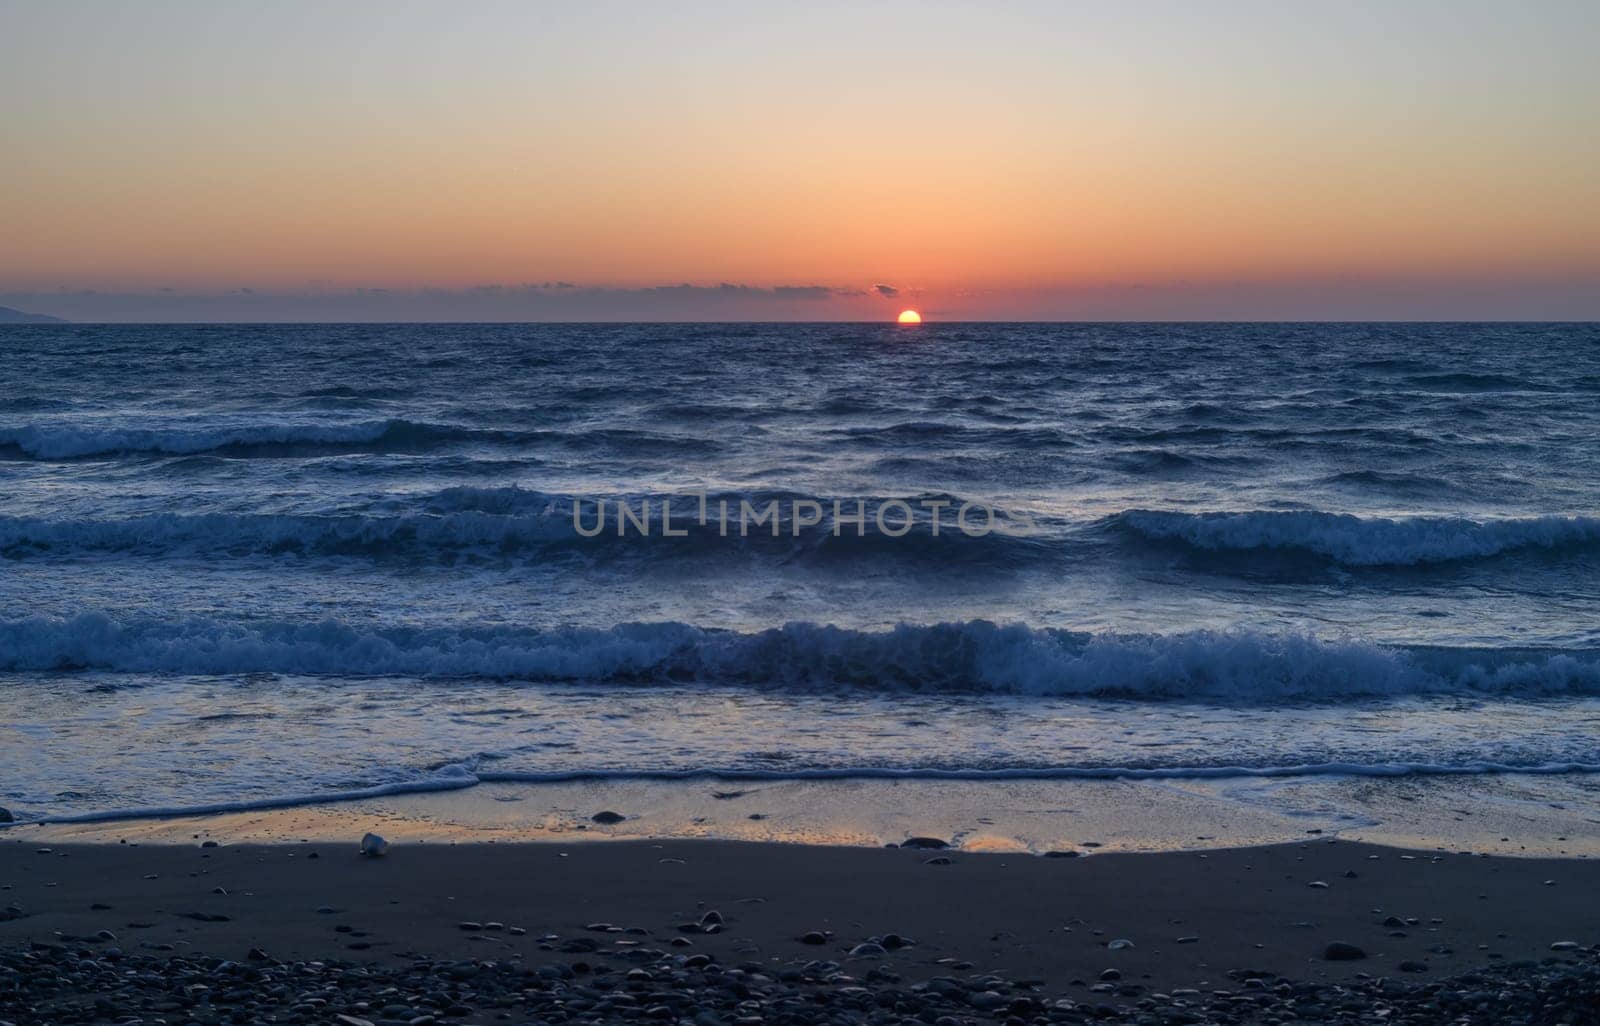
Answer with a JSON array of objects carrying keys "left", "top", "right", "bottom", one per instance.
[{"left": 2, "top": 1, "right": 1597, "bottom": 320}]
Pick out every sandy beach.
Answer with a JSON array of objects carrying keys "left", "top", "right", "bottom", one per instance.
[{"left": 4, "top": 810, "right": 1599, "bottom": 1024}]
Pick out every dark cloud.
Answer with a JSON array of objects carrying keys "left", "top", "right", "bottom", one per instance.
[{"left": 873, "top": 283, "right": 899, "bottom": 297}]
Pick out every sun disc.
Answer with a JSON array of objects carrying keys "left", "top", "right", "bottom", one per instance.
[{"left": 897, "top": 309, "right": 922, "bottom": 324}]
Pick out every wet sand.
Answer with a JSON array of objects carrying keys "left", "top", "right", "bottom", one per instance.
[
  {"left": 17, "top": 771, "right": 1600, "bottom": 858},
  {"left": 4, "top": 832, "right": 1597, "bottom": 992}
]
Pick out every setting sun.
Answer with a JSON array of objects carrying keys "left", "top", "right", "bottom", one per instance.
[{"left": 897, "top": 309, "right": 922, "bottom": 324}]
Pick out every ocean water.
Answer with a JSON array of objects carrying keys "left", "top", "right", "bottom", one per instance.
[{"left": 2, "top": 322, "right": 1599, "bottom": 823}]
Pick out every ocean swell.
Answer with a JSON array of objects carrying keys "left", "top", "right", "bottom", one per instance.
[
  {"left": 0, "top": 418, "right": 461, "bottom": 458},
  {"left": 0, "top": 489, "right": 1054, "bottom": 564},
  {"left": 1, "top": 614, "right": 1597, "bottom": 700},
  {"left": 1117, "top": 509, "right": 1600, "bottom": 566}
]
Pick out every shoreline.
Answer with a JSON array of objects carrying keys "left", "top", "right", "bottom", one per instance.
[
  {"left": 9, "top": 771, "right": 1600, "bottom": 859},
  {"left": 4, "top": 834, "right": 1599, "bottom": 1024}
]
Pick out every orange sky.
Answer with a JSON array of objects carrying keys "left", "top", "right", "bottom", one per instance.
[{"left": 2, "top": 2, "right": 1597, "bottom": 319}]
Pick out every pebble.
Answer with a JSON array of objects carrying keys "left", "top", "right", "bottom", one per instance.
[
  {"left": 591, "top": 810, "right": 627, "bottom": 824},
  {"left": 1107, "top": 938, "right": 1135, "bottom": 950},
  {"left": 359, "top": 832, "right": 388, "bottom": 857},
  {"left": 5, "top": 913, "right": 1598, "bottom": 1026},
  {"left": 1323, "top": 941, "right": 1368, "bottom": 961},
  {"left": 900, "top": 837, "right": 949, "bottom": 850}
]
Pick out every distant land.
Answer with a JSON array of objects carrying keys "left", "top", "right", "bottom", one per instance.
[{"left": 0, "top": 305, "right": 67, "bottom": 324}]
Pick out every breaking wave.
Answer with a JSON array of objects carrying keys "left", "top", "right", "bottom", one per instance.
[{"left": 2, "top": 614, "right": 1597, "bottom": 700}]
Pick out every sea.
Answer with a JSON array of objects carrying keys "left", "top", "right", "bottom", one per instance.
[{"left": 2, "top": 322, "right": 1599, "bottom": 828}]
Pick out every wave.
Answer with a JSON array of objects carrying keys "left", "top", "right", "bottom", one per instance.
[
  {"left": 0, "top": 489, "right": 1053, "bottom": 563},
  {"left": 0, "top": 510, "right": 572, "bottom": 558},
  {"left": 0, "top": 419, "right": 728, "bottom": 459},
  {"left": 1116, "top": 509, "right": 1600, "bottom": 566},
  {"left": 7, "top": 491, "right": 1599, "bottom": 573},
  {"left": 1401, "top": 371, "right": 1556, "bottom": 393},
  {"left": 2, "top": 614, "right": 1597, "bottom": 699},
  {"left": 0, "top": 418, "right": 474, "bottom": 459}
]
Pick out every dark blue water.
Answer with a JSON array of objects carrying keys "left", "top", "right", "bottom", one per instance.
[{"left": 2, "top": 322, "right": 1598, "bottom": 820}]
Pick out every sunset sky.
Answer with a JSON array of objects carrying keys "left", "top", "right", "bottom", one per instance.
[{"left": 2, "top": 1, "right": 1597, "bottom": 321}]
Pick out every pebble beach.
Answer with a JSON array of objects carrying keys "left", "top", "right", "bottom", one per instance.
[{"left": 3, "top": 815, "right": 1599, "bottom": 1025}]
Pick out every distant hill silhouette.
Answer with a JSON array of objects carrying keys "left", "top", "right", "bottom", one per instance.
[{"left": 0, "top": 305, "right": 67, "bottom": 324}]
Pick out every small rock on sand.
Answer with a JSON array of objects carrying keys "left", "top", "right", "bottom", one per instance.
[
  {"left": 591, "top": 811, "right": 626, "bottom": 824},
  {"left": 900, "top": 837, "right": 949, "bottom": 850},
  {"left": 359, "top": 832, "right": 388, "bottom": 857},
  {"left": 1323, "top": 942, "right": 1367, "bottom": 961},
  {"left": 0, "top": 807, "right": 13, "bottom": 823}
]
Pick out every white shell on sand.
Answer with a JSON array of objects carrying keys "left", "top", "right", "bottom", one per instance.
[{"left": 360, "top": 832, "right": 388, "bottom": 857}]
